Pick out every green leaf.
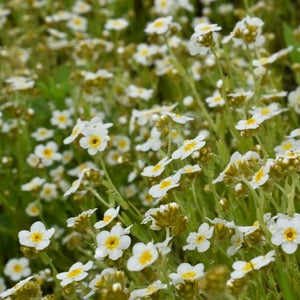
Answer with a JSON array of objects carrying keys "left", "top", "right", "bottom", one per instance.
[{"left": 283, "top": 23, "right": 300, "bottom": 63}]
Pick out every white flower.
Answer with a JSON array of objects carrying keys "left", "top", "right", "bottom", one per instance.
[
  {"left": 169, "top": 263, "right": 204, "bottom": 285},
  {"left": 105, "top": 18, "right": 129, "bottom": 31},
  {"left": 235, "top": 116, "right": 264, "bottom": 131},
  {"left": 34, "top": 142, "right": 62, "bottom": 166},
  {"left": 172, "top": 134, "right": 206, "bottom": 160},
  {"left": 56, "top": 261, "right": 93, "bottom": 287},
  {"left": 0, "top": 276, "right": 34, "bottom": 299},
  {"left": 67, "top": 208, "right": 97, "bottom": 228},
  {"left": 287, "top": 128, "right": 300, "bottom": 139},
  {"left": 250, "top": 103, "right": 287, "bottom": 121},
  {"left": 25, "top": 202, "right": 40, "bottom": 217},
  {"left": 72, "top": 0, "right": 91, "bottom": 14},
  {"left": 252, "top": 46, "right": 293, "bottom": 67},
  {"left": 113, "top": 135, "right": 131, "bottom": 153},
  {"left": 271, "top": 218, "right": 300, "bottom": 254},
  {"left": 205, "top": 91, "right": 225, "bottom": 107},
  {"left": 141, "top": 157, "right": 172, "bottom": 177},
  {"left": 249, "top": 159, "right": 274, "bottom": 189},
  {"left": 274, "top": 138, "right": 300, "bottom": 155},
  {"left": 79, "top": 126, "right": 111, "bottom": 155},
  {"left": 129, "top": 280, "right": 167, "bottom": 300},
  {"left": 177, "top": 164, "right": 201, "bottom": 175},
  {"left": 21, "top": 177, "right": 45, "bottom": 191},
  {"left": 148, "top": 172, "right": 181, "bottom": 198},
  {"left": 188, "top": 23, "right": 221, "bottom": 56},
  {"left": 5, "top": 76, "right": 34, "bottom": 90},
  {"left": 63, "top": 119, "right": 88, "bottom": 144},
  {"left": 231, "top": 250, "right": 275, "bottom": 279},
  {"left": 4, "top": 258, "right": 31, "bottom": 281},
  {"left": 226, "top": 231, "right": 244, "bottom": 256},
  {"left": 127, "top": 242, "right": 159, "bottom": 271},
  {"left": 183, "top": 223, "right": 214, "bottom": 252},
  {"left": 94, "top": 206, "right": 120, "bottom": 229},
  {"left": 67, "top": 15, "right": 87, "bottom": 32},
  {"left": 133, "top": 43, "right": 158, "bottom": 66},
  {"left": 145, "top": 16, "right": 173, "bottom": 35},
  {"left": 40, "top": 183, "right": 58, "bottom": 201},
  {"left": 95, "top": 224, "right": 131, "bottom": 260},
  {"left": 50, "top": 110, "right": 73, "bottom": 129},
  {"left": 127, "top": 85, "right": 153, "bottom": 101},
  {"left": 288, "top": 86, "right": 300, "bottom": 114},
  {"left": 18, "top": 221, "right": 55, "bottom": 251},
  {"left": 223, "top": 16, "right": 265, "bottom": 49},
  {"left": 136, "top": 127, "right": 162, "bottom": 152},
  {"left": 31, "top": 127, "right": 54, "bottom": 141},
  {"left": 165, "top": 112, "right": 194, "bottom": 124}
]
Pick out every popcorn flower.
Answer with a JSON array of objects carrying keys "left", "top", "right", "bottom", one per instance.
[
  {"left": 127, "top": 242, "right": 159, "bottom": 271},
  {"left": 169, "top": 263, "right": 205, "bottom": 284},
  {"left": 18, "top": 221, "right": 55, "bottom": 251},
  {"left": 183, "top": 222, "right": 214, "bottom": 252},
  {"left": 95, "top": 224, "right": 131, "bottom": 260},
  {"left": 56, "top": 261, "right": 93, "bottom": 287},
  {"left": 94, "top": 206, "right": 120, "bottom": 229}
]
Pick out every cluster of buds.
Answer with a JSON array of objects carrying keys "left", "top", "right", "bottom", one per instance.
[
  {"left": 94, "top": 270, "right": 129, "bottom": 300},
  {"left": 199, "top": 265, "right": 230, "bottom": 298},
  {"left": 174, "top": 280, "right": 199, "bottom": 299},
  {"left": 143, "top": 203, "right": 188, "bottom": 236}
]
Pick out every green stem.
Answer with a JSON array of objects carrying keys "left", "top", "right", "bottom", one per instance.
[
  {"left": 99, "top": 155, "right": 129, "bottom": 210},
  {"left": 88, "top": 187, "right": 111, "bottom": 209},
  {"left": 287, "top": 172, "right": 296, "bottom": 216},
  {"left": 40, "top": 252, "right": 59, "bottom": 284}
]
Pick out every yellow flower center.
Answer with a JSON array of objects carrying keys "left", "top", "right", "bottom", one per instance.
[
  {"left": 139, "top": 250, "right": 153, "bottom": 265},
  {"left": 30, "top": 232, "right": 43, "bottom": 243},
  {"left": 201, "top": 25, "right": 213, "bottom": 32},
  {"left": 105, "top": 235, "right": 120, "bottom": 250},
  {"left": 71, "top": 126, "right": 80, "bottom": 137},
  {"left": 261, "top": 108, "right": 271, "bottom": 115},
  {"left": 89, "top": 135, "right": 101, "bottom": 148},
  {"left": 153, "top": 164, "right": 163, "bottom": 172},
  {"left": 58, "top": 115, "right": 66, "bottom": 123},
  {"left": 13, "top": 264, "right": 23, "bottom": 273},
  {"left": 67, "top": 268, "right": 83, "bottom": 278},
  {"left": 146, "top": 285, "right": 157, "bottom": 293},
  {"left": 181, "top": 271, "right": 197, "bottom": 279},
  {"left": 284, "top": 227, "right": 297, "bottom": 241},
  {"left": 39, "top": 129, "right": 47, "bottom": 136},
  {"left": 159, "top": 180, "right": 172, "bottom": 189},
  {"left": 183, "top": 141, "right": 197, "bottom": 152},
  {"left": 160, "top": 0, "right": 167, "bottom": 7},
  {"left": 30, "top": 205, "right": 39, "bottom": 214},
  {"left": 140, "top": 49, "right": 149, "bottom": 56},
  {"left": 242, "top": 262, "right": 255, "bottom": 272},
  {"left": 245, "top": 118, "right": 256, "bottom": 125},
  {"left": 112, "top": 20, "right": 121, "bottom": 27},
  {"left": 196, "top": 234, "right": 205, "bottom": 244},
  {"left": 254, "top": 168, "right": 265, "bottom": 182},
  {"left": 73, "top": 18, "right": 83, "bottom": 26},
  {"left": 43, "top": 148, "right": 53, "bottom": 158},
  {"left": 118, "top": 140, "right": 127, "bottom": 148},
  {"left": 44, "top": 188, "right": 52, "bottom": 195},
  {"left": 153, "top": 20, "right": 164, "bottom": 28},
  {"left": 103, "top": 215, "right": 113, "bottom": 224},
  {"left": 213, "top": 96, "right": 222, "bottom": 102},
  {"left": 282, "top": 142, "right": 292, "bottom": 151}
]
